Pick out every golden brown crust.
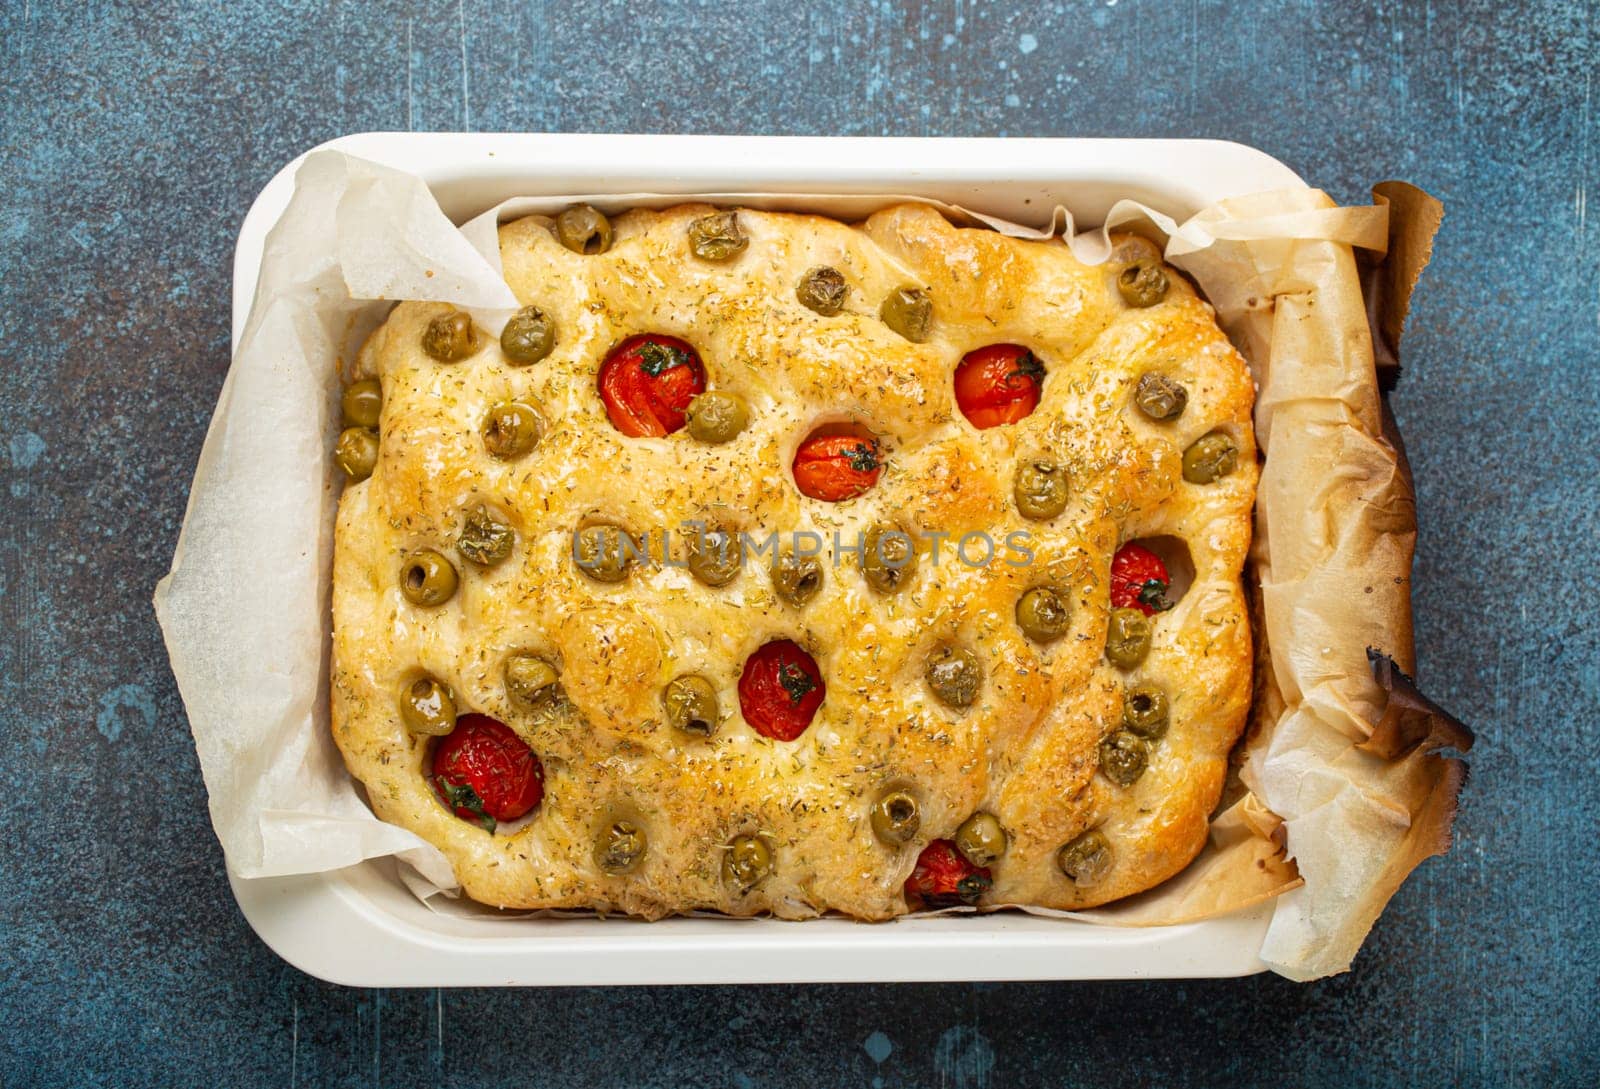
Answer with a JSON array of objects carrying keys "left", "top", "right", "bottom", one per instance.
[{"left": 329, "top": 202, "right": 1258, "bottom": 918}]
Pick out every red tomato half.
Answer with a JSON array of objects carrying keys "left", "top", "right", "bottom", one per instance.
[
  {"left": 597, "top": 334, "right": 707, "bottom": 437},
  {"left": 792, "top": 434, "right": 883, "bottom": 502},
  {"left": 432, "top": 714, "right": 544, "bottom": 831},
  {"left": 953, "top": 344, "right": 1045, "bottom": 429},
  {"left": 1109, "top": 542, "right": 1174, "bottom": 617},
  {"left": 905, "top": 839, "right": 993, "bottom": 907},
  {"left": 738, "top": 639, "right": 826, "bottom": 741}
]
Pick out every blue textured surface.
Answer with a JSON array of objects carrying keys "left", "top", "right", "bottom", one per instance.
[{"left": 0, "top": 1, "right": 1595, "bottom": 1085}]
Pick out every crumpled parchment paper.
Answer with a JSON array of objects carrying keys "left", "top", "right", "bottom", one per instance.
[{"left": 154, "top": 149, "right": 1469, "bottom": 980}]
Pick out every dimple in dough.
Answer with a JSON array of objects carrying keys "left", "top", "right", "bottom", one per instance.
[{"left": 330, "top": 202, "right": 1258, "bottom": 919}]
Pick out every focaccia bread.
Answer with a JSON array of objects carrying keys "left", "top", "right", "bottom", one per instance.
[{"left": 329, "top": 201, "right": 1259, "bottom": 919}]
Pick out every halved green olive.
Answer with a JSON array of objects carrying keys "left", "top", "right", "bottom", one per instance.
[
  {"left": 1133, "top": 372, "right": 1187, "bottom": 420},
  {"left": 688, "top": 211, "right": 748, "bottom": 261},
  {"left": 1098, "top": 730, "right": 1149, "bottom": 787},
  {"left": 1016, "top": 586, "right": 1070, "bottom": 643},
  {"left": 1182, "top": 432, "right": 1239, "bottom": 484},
  {"left": 400, "top": 549, "right": 458, "bottom": 606},
  {"left": 596, "top": 819, "right": 647, "bottom": 874},
  {"left": 797, "top": 266, "right": 848, "bottom": 315},
  {"left": 504, "top": 654, "right": 559, "bottom": 707},
  {"left": 572, "top": 524, "right": 637, "bottom": 583},
  {"left": 1014, "top": 460, "right": 1069, "bottom": 520},
  {"left": 1122, "top": 682, "right": 1170, "bottom": 739},
  {"left": 870, "top": 789, "right": 920, "bottom": 845},
  {"left": 457, "top": 506, "right": 514, "bottom": 568},
  {"left": 556, "top": 204, "right": 613, "bottom": 255},
  {"left": 770, "top": 544, "right": 824, "bottom": 606},
  {"left": 500, "top": 305, "right": 556, "bottom": 365},
  {"left": 663, "top": 675, "right": 719, "bottom": 737},
  {"left": 482, "top": 401, "right": 543, "bottom": 460},
  {"left": 1117, "top": 262, "right": 1170, "bottom": 308},
  {"left": 422, "top": 311, "right": 480, "bottom": 362},
  {"left": 723, "top": 835, "right": 773, "bottom": 890},
  {"left": 341, "top": 379, "right": 382, "bottom": 428},
  {"left": 862, "top": 525, "right": 917, "bottom": 594},
  {"left": 1058, "top": 829, "right": 1113, "bottom": 884},
  {"left": 880, "top": 286, "right": 933, "bottom": 342},
  {"left": 925, "top": 646, "right": 982, "bottom": 709},
  {"left": 685, "top": 391, "right": 749, "bottom": 444},
  {"left": 686, "top": 528, "right": 741, "bottom": 587},
  {"left": 335, "top": 427, "right": 379, "bottom": 481},
  {"left": 1105, "top": 607, "right": 1152, "bottom": 668},
  {"left": 400, "top": 676, "right": 455, "bottom": 736},
  {"left": 954, "top": 811, "right": 1007, "bottom": 867}
]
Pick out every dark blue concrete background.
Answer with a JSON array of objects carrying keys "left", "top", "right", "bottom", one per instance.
[{"left": 0, "top": 1, "right": 1594, "bottom": 1086}]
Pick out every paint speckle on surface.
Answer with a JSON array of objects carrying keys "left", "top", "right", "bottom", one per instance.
[
  {"left": 96, "top": 685, "right": 156, "bottom": 742},
  {"left": 1018, "top": 33, "right": 1038, "bottom": 54},
  {"left": 863, "top": 1030, "right": 893, "bottom": 1063},
  {"left": 933, "top": 1025, "right": 995, "bottom": 1089},
  {"left": 9, "top": 431, "right": 46, "bottom": 469}
]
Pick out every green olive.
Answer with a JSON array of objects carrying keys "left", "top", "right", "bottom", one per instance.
[
  {"left": 925, "top": 646, "right": 982, "bottom": 709},
  {"left": 879, "top": 286, "right": 933, "bottom": 342},
  {"left": 482, "top": 401, "right": 543, "bottom": 460},
  {"left": 663, "top": 675, "right": 719, "bottom": 737},
  {"left": 687, "top": 211, "right": 748, "bottom": 261},
  {"left": 596, "top": 819, "right": 647, "bottom": 874},
  {"left": 954, "top": 811, "right": 1008, "bottom": 867},
  {"left": 1015, "top": 586, "right": 1070, "bottom": 643},
  {"left": 504, "top": 654, "right": 559, "bottom": 707},
  {"left": 870, "top": 789, "right": 921, "bottom": 845},
  {"left": 1122, "top": 682, "right": 1170, "bottom": 739},
  {"left": 555, "top": 204, "right": 613, "bottom": 255},
  {"left": 685, "top": 391, "right": 749, "bottom": 444},
  {"left": 1105, "top": 607, "right": 1152, "bottom": 668},
  {"left": 1058, "top": 829, "right": 1113, "bottom": 885},
  {"left": 500, "top": 305, "right": 556, "bottom": 365},
  {"left": 400, "top": 676, "right": 456, "bottom": 736},
  {"left": 1117, "top": 262, "right": 1170, "bottom": 308},
  {"left": 335, "top": 427, "right": 379, "bottom": 481},
  {"left": 1182, "top": 432, "right": 1239, "bottom": 484},
  {"left": 797, "top": 266, "right": 848, "bottom": 315},
  {"left": 723, "top": 835, "right": 773, "bottom": 890},
  {"left": 421, "top": 311, "right": 480, "bottom": 362},
  {"left": 1014, "top": 460, "right": 1069, "bottom": 520},
  {"left": 341, "top": 379, "right": 382, "bottom": 428},
  {"left": 861, "top": 525, "right": 917, "bottom": 594},
  {"left": 770, "top": 544, "right": 824, "bottom": 606},
  {"left": 457, "top": 506, "right": 515, "bottom": 568},
  {"left": 572, "top": 524, "right": 637, "bottom": 583},
  {"left": 1133, "top": 372, "right": 1187, "bottom": 420},
  {"left": 1099, "top": 730, "right": 1149, "bottom": 787},
  {"left": 399, "top": 549, "right": 458, "bottom": 606},
  {"left": 686, "top": 527, "right": 741, "bottom": 587}
]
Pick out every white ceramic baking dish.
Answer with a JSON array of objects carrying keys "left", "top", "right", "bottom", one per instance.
[{"left": 228, "top": 133, "right": 1306, "bottom": 986}]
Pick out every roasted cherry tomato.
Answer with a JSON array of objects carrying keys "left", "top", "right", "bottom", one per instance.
[
  {"left": 792, "top": 434, "right": 882, "bottom": 502},
  {"left": 597, "top": 334, "right": 708, "bottom": 437},
  {"left": 1110, "top": 542, "right": 1174, "bottom": 617},
  {"left": 953, "top": 344, "right": 1045, "bottom": 429},
  {"left": 738, "top": 639, "right": 825, "bottom": 741},
  {"left": 905, "top": 839, "right": 993, "bottom": 907},
  {"left": 431, "top": 713, "right": 544, "bottom": 832}
]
